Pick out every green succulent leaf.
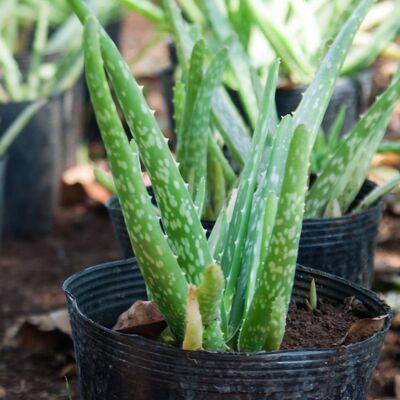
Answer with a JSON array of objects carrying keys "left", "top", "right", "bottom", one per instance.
[
  {"left": 293, "top": 0, "right": 375, "bottom": 149},
  {"left": 306, "top": 69, "right": 400, "bottom": 217},
  {"left": 82, "top": 16, "right": 188, "bottom": 341},
  {"left": 197, "top": 263, "right": 225, "bottom": 351},
  {"left": 239, "top": 124, "right": 310, "bottom": 352},
  {"left": 221, "top": 60, "right": 280, "bottom": 325},
  {"left": 182, "top": 285, "right": 203, "bottom": 351}
]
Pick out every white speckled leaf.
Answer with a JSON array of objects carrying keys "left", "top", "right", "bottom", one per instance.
[
  {"left": 221, "top": 61, "right": 280, "bottom": 323},
  {"left": 83, "top": 17, "right": 188, "bottom": 341},
  {"left": 306, "top": 70, "right": 400, "bottom": 217},
  {"left": 239, "top": 125, "right": 310, "bottom": 352},
  {"left": 293, "top": 0, "right": 374, "bottom": 148}
]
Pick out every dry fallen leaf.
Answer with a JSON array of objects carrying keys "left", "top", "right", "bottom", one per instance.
[
  {"left": 2, "top": 309, "right": 72, "bottom": 355},
  {"left": 113, "top": 300, "right": 166, "bottom": 339},
  {"left": 335, "top": 315, "right": 388, "bottom": 345}
]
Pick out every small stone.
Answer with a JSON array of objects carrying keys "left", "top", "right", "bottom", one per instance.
[{"left": 0, "top": 386, "right": 6, "bottom": 398}]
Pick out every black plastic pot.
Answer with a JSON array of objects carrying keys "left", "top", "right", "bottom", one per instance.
[
  {"left": 0, "top": 95, "right": 64, "bottom": 236},
  {"left": 276, "top": 70, "right": 373, "bottom": 136},
  {"left": 299, "top": 180, "right": 382, "bottom": 288},
  {"left": 106, "top": 195, "right": 215, "bottom": 259},
  {"left": 64, "top": 258, "right": 391, "bottom": 400},
  {"left": 106, "top": 179, "right": 381, "bottom": 287},
  {"left": 0, "top": 157, "right": 6, "bottom": 246}
]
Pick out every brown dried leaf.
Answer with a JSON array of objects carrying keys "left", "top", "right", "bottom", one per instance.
[
  {"left": 113, "top": 300, "right": 166, "bottom": 339},
  {"left": 335, "top": 315, "right": 388, "bottom": 345},
  {"left": 2, "top": 309, "right": 72, "bottom": 355}
]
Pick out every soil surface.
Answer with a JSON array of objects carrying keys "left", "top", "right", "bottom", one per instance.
[
  {"left": 281, "top": 299, "right": 360, "bottom": 350},
  {"left": 0, "top": 204, "right": 120, "bottom": 399}
]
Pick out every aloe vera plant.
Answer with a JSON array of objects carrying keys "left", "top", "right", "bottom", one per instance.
[
  {"left": 71, "top": 0, "right": 375, "bottom": 352},
  {"left": 121, "top": 0, "right": 400, "bottom": 88},
  {"left": 306, "top": 65, "right": 400, "bottom": 218}
]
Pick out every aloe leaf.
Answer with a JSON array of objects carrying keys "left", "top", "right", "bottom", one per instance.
[
  {"left": 94, "top": 168, "right": 117, "bottom": 195},
  {"left": 161, "top": 0, "right": 252, "bottom": 164},
  {"left": 354, "top": 174, "right": 400, "bottom": 213},
  {"left": 221, "top": 60, "right": 280, "bottom": 321},
  {"left": 327, "top": 105, "right": 347, "bottom": 149},
  {"left": 27, "top": 1, "right": 49, "bottom": 97},
  {"left": 342, "top": 2, "right": 400, "bottom": 75},
  {"left": 306, "top": 69, "right": 400, "bottom": 217},
  {"left": 239, "top": 125, "right": 310, "bottom": 352},
  {"left": 197, "top": 263, "right": 225, "bottom": 351},
  {"left": 207, "top": 134, "right": 237, "bottom": 188},
  {"left": 178, "top": 43, "right": 228, "bottom": 200},
  {"left": 83, "top": 17, "right": 188, "bottom": 340},
  {"left": 119, "top": 0, "right": 165, "bottom": 23},
  {"left": 293, "top": 0, "right": 375, "bottom": 149},
  {"left": 378, "top": 141, "right": 400, "bottom": 154},
  {"left": 207, "top": 154, "right": 226, "bottom": 221},
  {"left": 0, "top": 36, "right": 22, "bottom": 101},
  {"left": 199, "top": 0, "right": 260, "bottom": 127},
  {"left": 228, "top": 115, "right": 293, "bottom": 336},
  {"left": 0, "top": 101, "right": 45, "bottom": 158},
  {"left": 173, "top": 80, "right": 186, "bottom": 142},
  {"left": 176, "top": 38, "right": 205, "bottom": 167},
  {"left": 68, "top": 0, "right": 212, "bottom": 285},
  {"left": 194, "top": 177, "right": 206, "bottom": 217},
  {"left": 211, "top": 88, "right": 252, "bottom": 165},
  {"left": 246, "top": 0, "right": 314, "bottom": 83},
  {"left": 182, "top": 286, "right": 203, "bottom": 350}
]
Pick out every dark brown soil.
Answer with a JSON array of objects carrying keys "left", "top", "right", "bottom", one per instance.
[
  {"left": 281, "top": 299, "right": 359, "bottom": 350},
  {"left": 0, "top": 204, "right": 120, "bottom": 400}
]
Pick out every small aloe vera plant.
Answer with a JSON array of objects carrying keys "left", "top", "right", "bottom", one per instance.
[{"left": 70, "top": 0, "right": 376, "bottom": 351}]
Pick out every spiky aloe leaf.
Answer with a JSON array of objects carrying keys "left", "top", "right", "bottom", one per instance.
[
  {"left": 239, "top": 125, "right": 310, "bottom": 352},
  {"left": 246, "top": 0, "right": 314, "bottom": 83},
  {"left": 178, "top": 43, "right": 229, "bottom": 199},
  {"left": 27, "top": 1, "right": 49, "bottom": 97},
  {"left": 221, "top": 60, "right": 280, "bottom": 321},
  {"left": 94, "top": 168, "right": 117, "bottom": 194},
  {"left": 0, "top": 36, "right": 22, "bottom": 100},
  {"left": 228, "top": 116, "right": 293, "bottom": 336},
  {"left": 199, "top": 0, "right": 260, "bottom": 127},
  {"left": 354, "top": 174, "right": 400, "bottom": 213},
  {"left": 194, "top": 177, "right": 206, "bottom": 217},
  {"left": 176, "top": 39, "right": 205, "bottom": 164},
  {"left": 197, "top": 263, "right": 225, "bottom": 351},
  {"left": 208, "top": 188, "right": 237, "bottom": 262},
  {"left": 162, "top": 0, "right": 252, "bottom": 165},
  {"left": 68, "top": 0, "right": 212, "bottom": 286},
  {"left": 173, "top": 80, "right": 186, "bottom": 142},
  {"left": 83, "top": 17, "right": 188, "bottom": 340},
  {"left": 211, "top": 88, "right": 252, "bottom": 165},
  {"left": 206, "top": 155, "right": 226, "bottom": 221},
  {"left": 293, "top": 0, "right": 375, "bottom": 149},
  {"left": 207, "top": 134, "right": 237, "bottom": 188},
  {"left": 342, "top": 2, "right": 400, "bottom": 75},
  {"left": 306, "top": 70, "right": 400, "bottom": 217},
  {"left": 182, "top": 286, "right": 203, "bottom": 351}
]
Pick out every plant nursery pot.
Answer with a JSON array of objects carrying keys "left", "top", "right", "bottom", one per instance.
[
  {"left": 0, "top": 157, "right": 6, "bottom": 246},
  {"left": 275, "top": 69, "right": 373, "bottom": 136},
  {"left": 298, "top": 180, "right": 382, "bottom": 288},
  {"left": 64, "top": 258, "right": 391, "bottom": 400},
  {"left": 106, "top": 195, "right": 215, "bottom": 258},
  {"left": 0, "top": 95, "right": 64, "bottom": 236}
]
